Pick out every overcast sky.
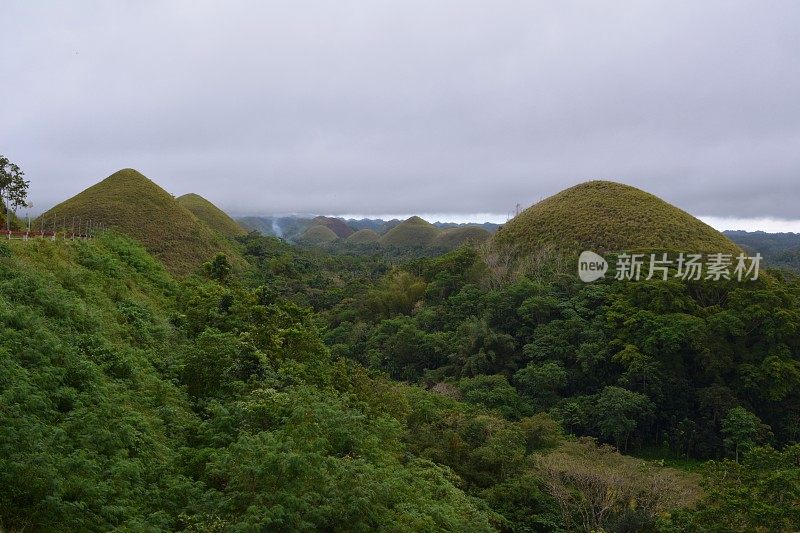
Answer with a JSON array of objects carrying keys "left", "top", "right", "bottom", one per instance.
[{"left": 2, "top": 1, "right": 799, "bottom": 228}]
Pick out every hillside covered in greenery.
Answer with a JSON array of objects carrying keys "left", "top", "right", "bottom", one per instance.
[
  {"left": 38, "top": 169, "right": 243, "bottom": 275},
  {"left": 493, "top": 181, "right": 741, "bottom": 257},
  {"left": 176, "top": 193, "right": 247, "bottom": 239},
  {"left": 3, "top": 176, "right": 799, "bottom": 531},
  {"left": 725, "top": 230, "right": 800, "bottom": 272}
]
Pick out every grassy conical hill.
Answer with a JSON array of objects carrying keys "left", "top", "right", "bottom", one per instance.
[
  {"left": 38, "top": 169, "right": 243, "bottom": 275},
  {"left": 492, "top": 180, "right": 741, "bottom": 256},
  {"left": 298, "top": 224, "right": 339, "bottom": 245},
  {"left": 176, "top": 193, "right": 247, "bottom": 238},
  {"left": 312, "top": 216, "right": 354, "bottom": 238},
  {"left": 346, "top": 229, "right": 380, "bottom": 244},
  {"left": 380, "top": 216, "right": 441, "bottom": 248},
  {"left": 433, "top": 226, "right": 491, "bottom": 250}
]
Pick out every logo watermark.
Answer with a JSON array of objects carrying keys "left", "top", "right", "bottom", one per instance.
[
  {"left": 578, "top": 251, "right": 609, "bottom": 282},
  {"left": 578, "top": 251, "right": 762, "bottom": 282}
]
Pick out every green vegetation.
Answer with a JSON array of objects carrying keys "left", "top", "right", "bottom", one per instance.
[
  {"left": 0, "top": 234, "right": 506, "bottom": 530},
  {"left": 725, "top": 230, "right": 800, "bottom": 272},
  {"left": 0, "top": 155, "right": 30, "bottom": 216},
  {"left": 380, "top": 216, "right": 441, "bottom": 248},
  {"left": 37, "top": 169, "right": 244, "bottom": 275},
  {"left": 346, "top": 228, "right": 380, "bottom": 244},
  {"left": 493, "top": 180, "right": 741, "bottom": 256},
  {"left": 0, "top": 155, "right": 30, "bottom": 231},
  {"left": 175, "top": 193, "right": 247, "bottom": 238},
  {"left": 433, "top": 226, "right": 491, "bottom": 250},
  {"left": 2, "top": 178, "right": 798, "bottom": 531},
  {"left": 0, "top": 203, "right": 23, "bottom": 231},
  {"left": 298, "top": 224, "right": 339, "bottom": 245}
]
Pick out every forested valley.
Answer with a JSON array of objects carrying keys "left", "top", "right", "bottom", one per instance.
[{"left": 2, "top": 227, "right": 798, "bottom": 532}]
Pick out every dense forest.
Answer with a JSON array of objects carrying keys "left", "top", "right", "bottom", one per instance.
[
  {"left": 3, "top": 225, "right": 796, "bottom": 531},
  {"left": 724, "top": 230, "right": 800, "bottom": 272}
]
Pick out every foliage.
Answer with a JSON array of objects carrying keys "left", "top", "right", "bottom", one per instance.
[
  {"left": 669, "top": 444, "right": 800, "bottom": 532},
  {"left": 203, "top": 253, "right": 232, "bottom": 283},
  {"left": 3, "top": 208, "right": 797, "bottom": 531},
  {"left": 721, "top": 406, "right": 771, "bottom": 462},
  {"left": 537, "top": 438, "right": 701, "bottom": 532},
  {"left": 0, "top": 154, "right": 29, "bottom": 212}
]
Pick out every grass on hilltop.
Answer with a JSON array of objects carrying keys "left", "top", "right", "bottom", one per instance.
[
  {"left": 432, "top": 226, "right": 491, "bottom": 250},
  {"left": 176, "top": 193, "right": 247, "bottom": 238},
  {"left": 379, "top": 216, "right": 441, "bottom": 248},
  {"left": 346, "top": 229, "right": 380, "bottom": 244},
  {"left": 298, "top": 224, "right": 339, "bottom": 245},
  {"left": 37, "top": 168, "right": 245, "bottom": 275},
  {"left": 311, "top": 216, "right": 354, "bottom": 238},
  {"left": 492, "top": 180, "right": 741, "bottom": 256}
]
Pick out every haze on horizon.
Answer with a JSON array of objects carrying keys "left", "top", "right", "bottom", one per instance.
[{"left": 2, "top": 1, "right": 799, "bottom": 231}]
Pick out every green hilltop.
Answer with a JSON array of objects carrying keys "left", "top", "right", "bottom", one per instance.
[
  {"left": 311, "top": 216, "right": 354, "bottom": 238},
  {"left": 433, "top": 226, "right": 491, "bottom": 250},
  {"left": 345, "top": 228, "right": 380, "bottom": 244},
  {"left": 492, "top": 180, "right": 741, "bottom": 256},
  {"left": 37, "top": 168, "right": 243, "bottom": 275},
  {"left": 298, "top": 224, "right": 339, "bottom": 245},
  {"left": 380, "top": 216, "right": 441, "bottom": 248},
  {"left": 176, "top": 193, "right": 247, "bottom": 238}
]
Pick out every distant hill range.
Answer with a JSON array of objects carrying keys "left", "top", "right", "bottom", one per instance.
[
  {"left": 38, "top": 169, "right": 245, "bottom": 275},
  {"left": 237, "top": 214, "right": 499, "bottom": 243},
  {"left": 724, "top": 230, "right": 800, "bottom": 272}
]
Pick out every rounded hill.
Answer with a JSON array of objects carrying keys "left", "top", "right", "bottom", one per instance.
[
  {"left": 298, "top": 224, "right": 339, "bottom": 245},
  {"left": 346, "top": 229, "right": 380, "bottom": 244},
  {"left": 433, "top": 226, "right": 491, "bottom": 250},
  {"left": 380, "top": 216, "right": 441, "bottom": 248},
  {"left": 312, "top": 216, "right": 354, "bottom": 238},
  {"left": 37, "top": 169, "right": 243, "bottom": 275},
  {"left": 176, "top": 193, "right": 247, "bottom": 238},
  {"left": 492, "top": 180, "right": 741, "bottom": 256}
]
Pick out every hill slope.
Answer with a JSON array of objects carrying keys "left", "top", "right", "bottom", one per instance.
[
  {"left": 380, "top": 216, "right": 441, "bottom": 248},
  {"left": 493, "top": 180, "right": 741, "bottom": 255},
  {"left": 176, "top": 193, "right": 247, "bottom": 238},
  {"left": 433, "top": 226, "right": 491, "bottom": 250},
  {"left": 298, "top": 224, "right": 339, "bottom": 245},
  {"left": 38, "top": 169, "right": 242, "bottom": 275},
  {"left": 346, "top": 229, "right": 381, "bottom": 244},
  {"left": 311, "top": 216, "right": 354, "bottom": 238}
]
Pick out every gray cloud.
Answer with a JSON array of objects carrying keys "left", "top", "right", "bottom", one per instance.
[{"left": 1, "top": 0, "right": 799, "bottom": 219}]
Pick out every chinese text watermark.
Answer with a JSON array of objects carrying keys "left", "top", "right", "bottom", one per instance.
[{"left": 578, "top": 251, "right": 762, "bottom": 283}]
